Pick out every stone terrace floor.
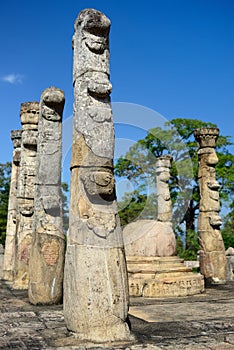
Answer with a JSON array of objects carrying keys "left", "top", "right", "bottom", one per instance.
[{"left": 0, "top": 278, "right": 234, "bottom": 350}]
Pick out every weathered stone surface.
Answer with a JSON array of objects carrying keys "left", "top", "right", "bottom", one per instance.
[
  {"left": 124, "top": 154, "right": 204, "bottom": 298},
  {"left": 0, "top": 245, "right": 4, "bottom": 279},
  {"left": 123, "top": 220, "right": 176, "bottom": 257},
  {"left": 194, "top": 127, "right": 227, "bottom": 284},
  {"left": 226, "top": 256, "right": 234, "bottom": 281},
  {"left": 123, "top": 155, "right": 176, "bottom": 257},
  {"left": 1, "top": 278, "right": 234, "bottom": 349},
  {"left": 127, "top": 256, "right": 204, "bottom": 297},
  {"left": 3, "top": 130, "right": 22, "bottom": 281},
  {"left": 28, "top": 87, "right": 65, "bottom": 305},
  {"left": 156, "top": 155, "right": 173, "bottom": 222},
  {"left": 13, "top": 102, "right": 39, "bottom": 290},
  {"left": 63, "top": 8, "right": 132, "bottom": 342},
  {"left": 226, "top": 247, "right": 234, "bottom": 281}
]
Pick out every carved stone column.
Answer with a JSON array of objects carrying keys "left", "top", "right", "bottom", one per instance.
[
  {"left": 194, "top": 127, "right": 226, "bottom": 284},
  {"left": 63, "top": 9, "right": 132, "bottom": 342},
  {"left": 156, "top": 155, "right": 173, "bottom": 222},
  {"left": 28, "top": 87, "right": 65, "bottom": 305},
  {"left": 13, "top": 102, "right": 39, "bottom": 289},
  {"left": 3, "top": 130, "right": 22, "bottom": 281}
]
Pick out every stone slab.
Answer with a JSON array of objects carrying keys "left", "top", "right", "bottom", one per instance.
[{"left": 0, "top": 278, "right": 234, "bottom": 349}]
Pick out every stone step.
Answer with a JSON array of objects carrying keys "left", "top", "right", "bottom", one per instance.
[
  {"left": 128, "top": 274, "right": 205, "bottom": 298},
  {"left": 127, "top": 256, "right": 184, "bottom": 264},
  {"left": 129, "top": 270, "right": 196, "bottom": 280},
  {"left": 127, "top": 260, "right": 190, "bottom": 269},
  {"left": 155, "top": 271, "right": 196, "bottom": 279},
  {"left": 126, "top": 255, "right": 204, "bottom": 297},
  {"left": 128, "top": 265, "right": 192, "bottom": 274}
]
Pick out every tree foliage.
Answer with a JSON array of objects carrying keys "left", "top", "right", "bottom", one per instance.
[
  {"left": 0, "top": 162, "right": 11, "bottom": 246},
  {"left": 115, "top": 118, "right": 234, "bottom": 259}
]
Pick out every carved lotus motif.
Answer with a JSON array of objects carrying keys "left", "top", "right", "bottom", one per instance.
[{"left": 87, "top": 211, "right": 116, "bottom": 238}]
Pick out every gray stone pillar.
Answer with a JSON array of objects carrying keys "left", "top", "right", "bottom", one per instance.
[
  {"left": 13, "top": 102, "right": 39, "bottom": 289},
  {"left": 156, "top": 155, "right": 173, "bottom": 222},
  {"left": 28, "top": 87, "right": 65, "bottom": 305},
  {"left": 3, "top": 130, "right": 22, "bottom": 281},
  {"left": 194, "top": 127, "right": 226, "bottom": 284},
  {"left": 63, "top": 9, "right": 132, "bottom": 342}
]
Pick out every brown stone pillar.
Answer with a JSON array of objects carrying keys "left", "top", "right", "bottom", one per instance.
[
  {"left": 28, "top": 87, "right": 65, "bottom": 305},
  {"left": 63, "top": 9, "right": 132, "bottom": 342},
  {"left": 3, "top": 130, "right": 22, "bottom": 281},
  {"left": 13, "top": 102, "right": 39, "bottom": 289},
  {"left": 194, "top": 127, "right": 226, "bottom": 284}
]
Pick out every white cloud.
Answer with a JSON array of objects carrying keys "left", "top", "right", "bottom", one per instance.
[{"left": 1, "top": 73, "right": 24, "bottom": 84}]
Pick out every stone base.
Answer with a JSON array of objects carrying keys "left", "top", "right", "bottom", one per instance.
[
  {"left": 226, "top": 255, "right": 234, "bottom": 281},
  {"left": 12, "top": 273, "right": 29, "bottom": 290},
  {"left": 3, "top": 270, "right": 13, "bottom": 282},
  {"left": 63, "top": 244, "right": 132, "bottom": 342},
  {"left": 52, "top": 333, "right": 136, "bottom": 349},
  {"left": 127, "top": 256, "right": 205, "bottom": 297}
]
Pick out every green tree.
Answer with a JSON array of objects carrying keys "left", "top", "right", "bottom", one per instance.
[
  {"left": 118, "top": 190, "right": 157, "bottom": 227},
  {"left": 0, "top": 162, "right": 11, "bottom": 246},
  {"left": 115, "top": 118, "right": 234, "bottom": 258}
]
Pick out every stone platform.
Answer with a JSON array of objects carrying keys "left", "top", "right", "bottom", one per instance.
[
  {"left": 0, "top": 278, "right": 234, "bottom": 349},
  {"left": 127, "top": 256, "right": 205, "bottom": 297}
]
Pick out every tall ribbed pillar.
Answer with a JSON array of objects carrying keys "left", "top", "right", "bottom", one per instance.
[
  {"left": 63, "top": 9, "right": 132, "bottom": 342},
  {"left": 28, "top": 87, "right": 65, "bottom": 305},
  {"left": 194, "top": 127, "right": 226, "bottom": 284},
  {"left": 3, "top": 130, "right": 22, "bottom": 281},
  {"left": 13, "top": 102, "right": 39, "bottom": 289}
]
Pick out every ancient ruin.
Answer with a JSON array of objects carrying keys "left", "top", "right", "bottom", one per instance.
[
  {"left": 13, "top": 102, "right": 39, "bottom": 289},
  {"left": 124, "top": 155, "right": 176, "bottom": 257},
  {"left": 226, "top": 247, "right": 234, "bottom": 281},
  {"left": 124, "top": 154, "right": 204, "bottom": 297},
  {"left": 194, "top": 127, "right": 227, "bottom": 284},
  {"left": 156, "top": 155, "right": 173, "bottom": 222},
  {"left": 3, "top": 130, "right": 22, "bottom": 281},
  {"left": 63, "top": 9, "right": 132, "bottom": 342},
  {"left": 28, "top": 87, "right": 65, "bottom": 305}
]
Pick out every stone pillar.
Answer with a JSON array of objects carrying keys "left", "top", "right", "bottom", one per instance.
[
  {"left": 63, "top": 9, "right": 132, "bottom": 342},
  {"left": 194, "top": 127, "right": 226, "bottom": 284},
  {"left": 156, "top": 155, "right": 173, "bottom": 222},
  {"left": 3, "top": 130, "right": 22, "bottom": 281},
  {"left": 13, "top": 102, "right": 39, "bottom": 289},
  {"left": 28, "top": 87, "right": 65, "bottom": 305}
]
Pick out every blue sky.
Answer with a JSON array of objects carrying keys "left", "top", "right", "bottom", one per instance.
[{"left": 1, "top": 0, "right": 234, "bottom": 188}]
